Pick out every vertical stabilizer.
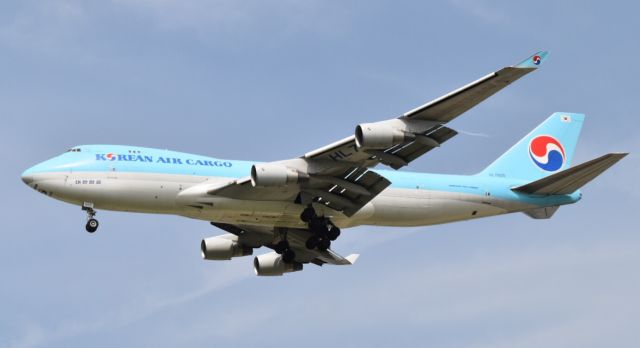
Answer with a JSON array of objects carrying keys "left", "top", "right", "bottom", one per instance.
[{"left": 480, "top": 112, "right": 584, "bottom": 181}]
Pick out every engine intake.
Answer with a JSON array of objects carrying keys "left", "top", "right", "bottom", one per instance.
[
  {"left": 201, "top": 235, "right": 253, "bottom": 260},
  {"left": 250, "top": 163, "right": 301, "bottom": 187},
  {"left": 253, "top": 252, "right": 303, "bottom": 276}
]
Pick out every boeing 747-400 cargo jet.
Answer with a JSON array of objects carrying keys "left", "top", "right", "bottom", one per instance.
[{"left": 21, "top": 52, "right": 627, "bottom": 276}]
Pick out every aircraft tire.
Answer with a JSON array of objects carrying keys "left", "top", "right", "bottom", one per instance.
[
  {"left": 309, "top": 218, "right": 329, "bottom": 235},
  {"left": 282, "top": 249, "right": 296, "bottom": 263},
  {"left": 300, "top": 207, "right": 315, "bottom": 223},
  {"left": 85, "top": 219, "right": 99, "bottom": 233},
  {"left": 274, "top": 241, "right": 288, "bottom": 254},
  {"left": 317, "top": 238, "right": 330, "bottom": 251},
  {"left": 327, "top": 226, "right": 341, "bottom": 241},
  {"left": 305, "top": 235, "right": 319, "bottom": 250}
]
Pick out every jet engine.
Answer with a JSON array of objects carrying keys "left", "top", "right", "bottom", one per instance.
[
  {"left": 355, "top": 122, "right": 407, "bottom": 149},
  {"left": 253, "top": 252, "right": 303, "bottom": 276},
  {"left": 201, "top": 234, "right": 253, "bottom": 260},
  {"left": 250, "top": 163, "right": 301, "bottom": 187},
  {"left": 355, "top": 118, "right": 438, "bottom": 150}
]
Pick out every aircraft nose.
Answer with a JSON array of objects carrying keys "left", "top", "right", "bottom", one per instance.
[{"left": 21, "top": 170, "right": 34, "bottom": 185}]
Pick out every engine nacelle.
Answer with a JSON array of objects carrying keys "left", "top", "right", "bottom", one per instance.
[
  {"left": 250, "top": 163, "right": 300, "bottom": 187},
  {"left": 355, "top": 122, "right": 407, "bottom": 149},
  {"left": 355, "top": 119, "right": 439, "bottom": 150},
  {"left": 201, "top": 235, "right": 253, "bottom": 260},
  {"left": 253, "top": 252, "right": 303, "bottom": 276}
]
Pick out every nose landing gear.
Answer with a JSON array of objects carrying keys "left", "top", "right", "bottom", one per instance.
[
  {"left": 300, "top": 205, "right": 340, "bottom": 251},
  {"left": 82, "top": 203, "right": 99, "bottom": 233}
]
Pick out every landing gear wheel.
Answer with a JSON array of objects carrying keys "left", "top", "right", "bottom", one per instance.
[
  {"left": 305, "top": 235, "right": 320, "bottom": 250},
  {"left": 309, "top": 218, "right": 329, "bottom": 235},
  {"left": 317, "top": 237, "right": 331, "bottom": 251},
  {"left": 282, "top": 249, "right": 296, "bottom": 263},
  {"left": 82, "top": 204, "right": 98, "bottom": 233},
  {"left": 300, "top": 206, "right": 316, "bottom": 223},
  {"left": 327, "top": 226, "right": 341, "bottom": 241},
  {"left": 274, "top": 241, "right": 289, "bottom": 254},
  {"left": 85, "top": 218, "right": 99, "bottom": 233}
]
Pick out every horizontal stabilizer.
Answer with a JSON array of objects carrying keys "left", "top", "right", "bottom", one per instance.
[{"left": 513, "top": 153, "right": 628, "bottom": 195}]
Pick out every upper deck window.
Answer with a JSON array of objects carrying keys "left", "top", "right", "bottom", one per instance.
[{"left": 66, "top": 148, "right": 82, "bottom": 153}]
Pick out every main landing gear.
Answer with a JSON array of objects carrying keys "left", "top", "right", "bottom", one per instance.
[
  {"left": 273, "top": 231, "right": 296, "bottom": 263},
  {"left": 82, "top": 203, "right": 99, "bottom": 233},
  {"left": 274, "top": 240, "right": 296, "bottom": 263},
  {"left": 300, "top": 205, "right": 340, "bottom": 251}
]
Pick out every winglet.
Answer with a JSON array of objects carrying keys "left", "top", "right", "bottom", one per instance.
[
  {"left": 514, "top": 51, "right": 549, "bottom": 68},
  {"left": 345, "top": 254, "right": 360, "bottom": 265}
]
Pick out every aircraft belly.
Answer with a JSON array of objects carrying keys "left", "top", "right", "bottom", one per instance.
[
  {"left": 183, "top": 198, "right": 309, "bottom": 229},
  {"left": 365, "top": 188, "right": 508, "bottom": 227},
  {"left": 34, "top": 171, "right": 522, "bottom": 229},
  {"left": 46, "top": 171, "right": 315, "bottom": 226},
  {"left": 43, "top": 172, "right": 198, "bottom": 214}
]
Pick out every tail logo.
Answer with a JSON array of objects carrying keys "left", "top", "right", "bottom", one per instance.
[
  {"left": 529, "top": 135, "right": 565, "bottom": 172},
  {"left": 532, "top": 55, "right": 542, "bottom": 65}
]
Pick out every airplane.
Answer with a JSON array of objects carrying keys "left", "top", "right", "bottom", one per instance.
[{"left": 21, "top": 51, "right": 627, "bottom": 276}]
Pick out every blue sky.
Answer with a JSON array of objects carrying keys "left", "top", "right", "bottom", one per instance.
[{"left": 1, "top": 1, "right": 638, "bottom": 347}]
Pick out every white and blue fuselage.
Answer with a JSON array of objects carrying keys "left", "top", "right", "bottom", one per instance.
[{"left": 21, "top": 144, "right": 580, "bottom": 230}]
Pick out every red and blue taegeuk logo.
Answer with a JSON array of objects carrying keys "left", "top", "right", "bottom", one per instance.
[
  {"left": 529, "top": 135, "right": 565, "bottom": 172},
  {"left": 532, "top": 55, "right": 542, "bottom": 65}
]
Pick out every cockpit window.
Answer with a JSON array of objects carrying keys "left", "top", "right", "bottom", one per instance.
[{"left": 66, "top": 148, "right": 82, "bottom": 153}]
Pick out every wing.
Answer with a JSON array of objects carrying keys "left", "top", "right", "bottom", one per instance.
[
  {"left": 184, "top": 52, "right": 548, "bottom": 217},
  {"left": 402, "top": 51, "right": 548, "bottom": 122},
  {"left": 304, "top": 124, "right": 457, "bottom": 170},
  {"left": 305, "top": 51, "right": 548, "bottom": 169},
  {"left": 214, "top": 223, "right": 359, "bottom": 266},
  {"left": 208, "top": 166, "right": 391, "bottom": 217}
]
